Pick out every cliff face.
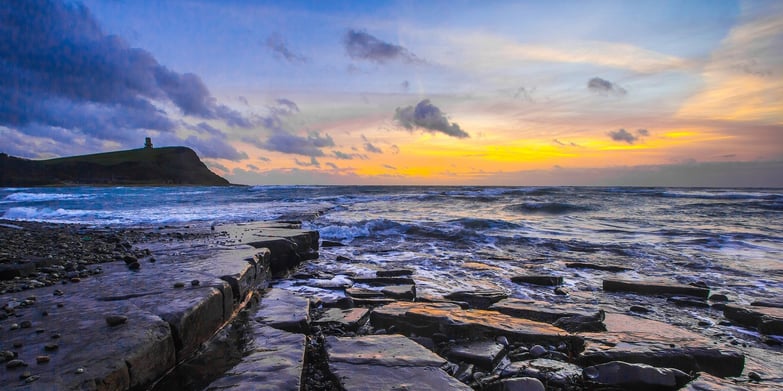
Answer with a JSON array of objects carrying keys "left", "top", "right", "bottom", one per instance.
[{"left": 0, "top": 147, "right": 230, "bottom": 186}]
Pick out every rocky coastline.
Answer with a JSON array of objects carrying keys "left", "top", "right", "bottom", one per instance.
[{"left": 1, "top": 220, "right": 782, "bottom": 390}]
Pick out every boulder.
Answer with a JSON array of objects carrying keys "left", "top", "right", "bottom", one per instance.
[
  {"left": 603, "top": 278, "right": 709, "bottom": 298},
  {"left": 583, "top": 361, "right": 691, "bottom": 389}
]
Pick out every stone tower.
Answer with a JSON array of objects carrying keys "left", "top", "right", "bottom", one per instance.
[{"left": 144, "top": 137, "right": 153, "bottom": 149}]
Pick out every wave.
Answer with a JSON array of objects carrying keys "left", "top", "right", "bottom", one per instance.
[
  {"left": 2, "top": 192, "right": 97, "bottom": 202},
  {"left": 504, "top": 202, "right": 594, "bottom": 215},
  {"left": 659, "top": 190, "right": 781, "bottom": 200},
  {"left": 448, "top": 217, "right": 521, "bottom": 230}
]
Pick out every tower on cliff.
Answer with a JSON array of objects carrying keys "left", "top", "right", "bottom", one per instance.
[{"left": 144, "top": 137, "right": 153, "bottom": 149}]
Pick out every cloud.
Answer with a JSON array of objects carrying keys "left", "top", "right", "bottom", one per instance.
[
  {"left": 248, "top": 130, "right": 333, "bottom": 157},
  {"left": 246, "top": 164, "right": 259, "bottom": 171},
  {"left": 587, "top": 77, "right": 627, "bottom": 96},
  {"left": 178, "top": 134, "right": 247, "bottom": 161},
  {"left": 294, "top": 156, "right": 320, "bottom": 167},
  {"left": 361, "top": 134, "right": 382, "bottom": 153},
  {"left": 553, "top": 139, "right": 580, "bottom": 147},
  {"left": 343, "top": 29, "right": 421, "bottom": 63},
  {"left": 394, "top": 100, "right": 470, "bottom": 138},
  {"left": 326, "top": 162, "right": 338, "bottom": 169},
  {"left": 390, "top": 145, "right": 400, "bottom": 154},
  {"left": 513, "top": 87, "right": 535, "bottom": 102},
  {"left": 401, "top": 80, "right": 410, "bottom": 91},
  {"left": 383, "top": 164, "right": 397, "bottom": 170},
  {"left": 0, "top": 0, "right": 252, "bottom": 156},
  {"left": 258, "top": 156, "right": 271, "bottom": 162},
  {"left": 265, "top": 33, "right": 307, "bottom": 63},
  {"left": 608, "top": 128, "right": 650, "bottom": 144}
]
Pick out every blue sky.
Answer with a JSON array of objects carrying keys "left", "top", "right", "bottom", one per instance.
[{"left": 2, "top": 0, "right": 781, "bottom": 186}]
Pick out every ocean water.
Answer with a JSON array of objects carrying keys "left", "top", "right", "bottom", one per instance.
[{"left": 2, "top": 186, "right": 782, "bottom": 306}]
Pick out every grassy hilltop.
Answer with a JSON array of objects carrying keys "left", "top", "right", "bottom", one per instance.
[{"left": 0, "top": 146, "right": 230, "bottom": 186}]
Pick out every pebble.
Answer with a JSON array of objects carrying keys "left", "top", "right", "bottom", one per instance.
[
  {"left": 709, "top": 294, "right": 729, "bottom": 302},
  {"left": 19, "top": 370, "right": 32, "bottom": 380},
  {"left": 44, "top": 343, "right": 59, "bottom": 351},
  {"left": 10, "top": 323, "right": 19, "bottom": 330},
  {"left": 191, "top": 279, "right": 200, "bottom": 286},
  {"left": 36, "top": 328, "right": 45, "bottom": 334},
  {"left": 75, "top": 367, "right": 85, "bottom": 374},
  {"left": 20, "top": 320, "right": 32, "bottom": 328},
  {"left": 53, "top": 289, "right": 64, "bottom": 296},
  {"left": 630, "top": 305, "right": 650, "bottom": 314},
  {"left": 36, "top": 355, "right": 50, "bottom": 364},
  {"left": 1, "top": 350, "right": 15, "bottom": 362},
  {"left": 51, "top": 333, "right": 61, "bottom": 339},
  {"left": 25, "top": 375, "right": 40, "bottom": 383},
  {"left": 6, "top": 359, "right": 27, "bottom": 368},
  {"left": 128, "top": 262, "right": 141, "bottom": 270},
  {"left": 13, "top": 342, "right": 22, "bottom": 348},
  {"left": 123, "top": 255, "right": 138, "bottom": 264},
  {"left": 70, "top": 277, "right": 81, "bottom": 283},
  {"left": 530, "top": 344, "right": 547, "bottom": 358},
  {"left": 554, "top": 287, "right": 570, "bottom": 295},
  {"left": 496, "top": 336, "right": 509, "bottom": 347},
  {"left": 748, "top": 371, "right": 762, "bottom": 381},
  {"left": 57, "top": 303, "right": 64, "bottom": 308},
  {"left": 105, "top": 315, "right": 128, "bottom": 326},
  {"left": 173, "top": 282, "right": 185, "bottom": 288}
]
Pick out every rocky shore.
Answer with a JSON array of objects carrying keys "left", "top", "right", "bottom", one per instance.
[{"left": 1, "top": 220, "right": 782, "bottom": 390}]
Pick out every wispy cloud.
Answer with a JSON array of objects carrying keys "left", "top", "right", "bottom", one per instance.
[
  {"left": 394, "top": 99, "right": 470, "bottom": 139},
  {"left": 265, "top": 33, "right": 308, "bottom": 63},
  {"left": 344, "top": 29, "right": 421, "bottom": 63},
  {"left": 587, "top": 77, "right": 627, "bottom": 96}
]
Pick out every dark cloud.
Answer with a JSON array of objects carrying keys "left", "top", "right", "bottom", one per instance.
[
  {"left": 394, "top": 99, "right": 470, "bottom": 139},
  {"left": 343, "top": 29, "right": 421, "bottom": 63},
  {"left": 587, "top": 77, "right": 627, "bottom": 96},
  {"left": 401, "top": 80, "right": 410, "bottom": 91},
  {"left": 513, "top": 87, "right": 535, "bottom": 102},
  {"left": 308, "top": 132, "right": 335, "bottom": 148},
  {"left": 246, "top": 164, "right": 259, "bottom": 171},
  {"left": 258, "top": 156, "right": 271, "bottom": 162},
  {"left": 0, "top": 0, "right": 252, "bottom": 157},
  {"left": 333, "top": 150, "right": 367, "bottom": 160},
  {"left": 208, "top": 161, "right": 229, "bottom": 173},
  {"left": 608, "top": 128, "right": 650, "bottom": 144},
  {"left": 383, "top": 164, "right": 397, "bottom": 170},
  {"left": 265, "top": 33, "right": 307, "bottom": 63},
  {"left": 326, "top": 162, "right": 338, "bottom": 170},
  {"left": 271, "top": 98, "right": 300, "bottom": 116}
]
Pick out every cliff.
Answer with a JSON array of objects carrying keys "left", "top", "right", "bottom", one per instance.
[{"left": 0, "top": 147, "right": 230, "bottom": 186}]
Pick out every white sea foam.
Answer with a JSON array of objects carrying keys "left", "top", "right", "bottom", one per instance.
[{"left": 3, "top": 192, "right": 96, "bottom": 202}]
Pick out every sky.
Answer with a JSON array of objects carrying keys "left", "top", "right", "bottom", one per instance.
[{"left": 1, "top": 0, "right": 782, "bottom": 186}]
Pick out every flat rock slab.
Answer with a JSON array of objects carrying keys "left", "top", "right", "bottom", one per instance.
[
  {"left": 511, "top": 275, "right": 564, "bottom": 286},
  {"left": 447, "top": 340, "right": 506, "bottom": 370},
  {"left": 565, "top": 262, "right": 632, "bottom": 272},
  {"left": 352, "top": 276, "right": 415, "bottom": 286},
  {"left": 381, "top": 284, "right": 416, "bottom": 300},
  {"left": 325, "top": 334, "right": 471, "bottom": 390},
  {"left": 217, "top": 222, "right": 319, "bottom": 276},
  {"left": 315, "top": 308, "right": 370, "bottom": 330},
  {"left": 490, "top": 298, "right": 603, "bottom": 323},
  {"left": 345, "top": 287, "right": 385, "bottom": 299},
  {"left": 376, "top": 269, "right": 414, "bottom": 277},
  {"left": 578, "top": 313, "right": 744, "bottom": 377},
  {"left": 256, "top": 288, "right": 310, "bottom": 333},
  {"left": 724, "top": 304, "right": 783, "bottom": 336},
  {"left": 204, "top": 324, "right": 305, "bottom": 391},
  {"left": 444, "top": 289, "right": 508, "bottom": 309},
  {"left": 371, "top": 302, "right": 584, "bottom": 354},
  {"left": 603, "top": 278, "right": 710, "bottom": 298}
]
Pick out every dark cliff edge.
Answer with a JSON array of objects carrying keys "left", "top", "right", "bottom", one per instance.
[{"left": 0, "top": 147, "right": 230, "bottom": 186}]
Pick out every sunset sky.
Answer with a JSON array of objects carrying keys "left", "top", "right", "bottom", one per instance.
[{"left": 2, "top": 0, "right": 782, "bottom": 186}]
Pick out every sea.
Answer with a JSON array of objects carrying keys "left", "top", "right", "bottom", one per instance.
[{"left": 1, "top": 186, "right": 781, "bottom": 305}]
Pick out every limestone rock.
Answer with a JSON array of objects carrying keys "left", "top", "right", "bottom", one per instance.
[
  {"left": 256, "top": 288, "right": 310, "bottom": 333},
  {"left": 511, "top": 275, "right": 564, "bottom": 286},
  {"left": 445, "top": 289, "right": 508, "bottom": 309},
  {"left": 583, "top": 361, "right": 691, "bottom": 389},
  {"left": 603, "top": 278, "right": 709, "bottom": 298}
]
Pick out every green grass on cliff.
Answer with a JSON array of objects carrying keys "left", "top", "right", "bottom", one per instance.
[{"left": 41, "top": 147, "right": 185, "bottom": 166}]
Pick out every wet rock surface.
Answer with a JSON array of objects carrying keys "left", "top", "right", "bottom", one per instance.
[{"left": 4, "top": 219, "right": 783, "bottom": 390}]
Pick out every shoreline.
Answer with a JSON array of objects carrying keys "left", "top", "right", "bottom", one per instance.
[{"left": 1, "top": 220, "right": 782, "bottom": 390}]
